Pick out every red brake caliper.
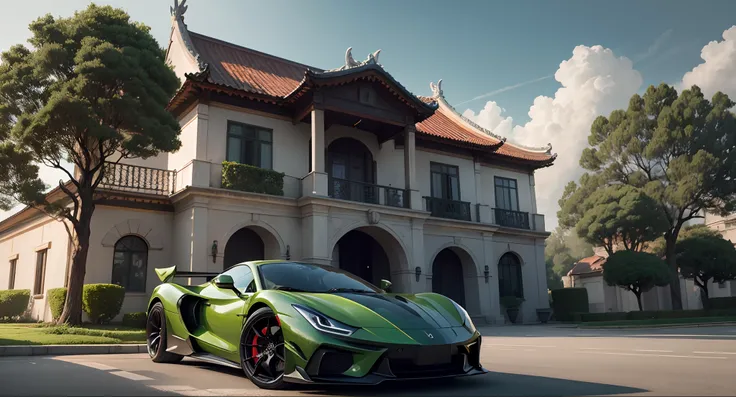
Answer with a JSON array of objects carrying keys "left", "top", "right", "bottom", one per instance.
[{"left": 251, "top": 327, "right": 269, "bottom": 363}]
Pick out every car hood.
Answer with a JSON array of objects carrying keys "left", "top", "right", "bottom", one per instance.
[{"left": 285, "top": 291, "right": 465, "bottom": 330}]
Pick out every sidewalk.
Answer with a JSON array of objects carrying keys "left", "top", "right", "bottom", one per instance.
[{"left": 0, "top": 344, "right": 147, "bottom": 357}]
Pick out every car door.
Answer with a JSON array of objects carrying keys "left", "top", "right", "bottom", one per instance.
[{"left": 199, "top": 265, "right": 256, "bottom": 357}]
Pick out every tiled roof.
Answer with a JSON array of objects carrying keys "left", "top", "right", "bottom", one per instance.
[
  {"left": 568, "top": 255, "right": 607, "bottom": 276},
  {"left": 180, "top": 29, "right": 555, "bottom": 166}
]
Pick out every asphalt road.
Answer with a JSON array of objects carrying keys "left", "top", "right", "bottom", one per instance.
[{"left": 2, "top": 324, "right": 735, "bottom": 396}]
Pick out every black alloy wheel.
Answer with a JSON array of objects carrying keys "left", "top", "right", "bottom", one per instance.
[{"left": 240, "top": 307, "right": 287, "bottom": 389}]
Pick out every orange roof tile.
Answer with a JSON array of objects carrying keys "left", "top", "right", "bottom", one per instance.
[{"left": 568, "top": 255, "right": 607, "bottom": 276}]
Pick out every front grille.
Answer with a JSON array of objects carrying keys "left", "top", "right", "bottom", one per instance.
[
  {"left": 381, "top": 344, "right": 466, "bottom": 378},
  {"left": 305, "top": 348, "right": 354, "bottom": 377}
]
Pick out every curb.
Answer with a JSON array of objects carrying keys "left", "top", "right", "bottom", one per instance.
[
  {"left": 0, "top": 344, "right": 147, "bottom": 357},
  {"left": 578, "top": 321, "right": 736, "bottom": 330}
]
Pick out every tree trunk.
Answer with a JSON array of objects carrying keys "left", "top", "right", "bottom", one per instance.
[
  {"left": 664, "top": 236, "right": 683, "bottom": 310},
  {"left": 634, "top": 290, "right": 643, "bottom": 311},
  {"left": 700, "top": 280, "right": 710, "bottom": 310},
  {"left": 56, "top": 196, "right": 95, "bottom": 326}
]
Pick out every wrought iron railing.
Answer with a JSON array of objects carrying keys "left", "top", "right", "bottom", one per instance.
[
  {"left": 100, "top": 162, "right": 176, "bottom": 195},
  {"left": 329, "top": 177, "right": 408, "bottom": 208},
  {"left": 424, "top": 196, "right": 472, "bottom": 221},
  {"left": 493, "top": 208, "right": 530, "bottom": 229}
]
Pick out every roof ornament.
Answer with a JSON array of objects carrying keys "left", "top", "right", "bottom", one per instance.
[
  {"left": 429, "top": 79, "right": 443, "bottom": 98},
  {"left": 170, "top": 0, "right": 188, "bottom": 21},
  {"left": 324, "top": 47, "right": 382, "bottom": 72}
]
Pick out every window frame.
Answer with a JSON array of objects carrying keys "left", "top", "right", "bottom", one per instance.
[
  {"left": 430, "top": 162, "right": 461, "bottom": 201},
  {"left": 225, "top": 120, "right": 274, "bottom": 169},
  {"left": 494, "top": 176, "right": 520, "bottom": 212},
  {"left": 498, "top": 252, "right": 523, "bottom": 299},
  {"left": 33, "top": 249, "right": 48, "bottom": 296},
  {"left": 111, "top": 235, "right": 149, "bottom": 293},
  {"left": 8, "top": 258, "right": 17, "bottom": 290}
]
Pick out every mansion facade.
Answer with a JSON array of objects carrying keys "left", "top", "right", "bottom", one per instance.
[{"left": 0, "top": 3, "right": 556, "bottom": 325}]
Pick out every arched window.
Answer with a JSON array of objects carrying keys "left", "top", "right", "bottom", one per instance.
[
  {"left": 112, "top": 236, "right": 148, "bottom": 292},
  {"left": 498, "top": 252, "right": 523, "bottom": 298}
]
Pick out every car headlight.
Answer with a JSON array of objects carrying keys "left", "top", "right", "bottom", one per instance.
[
  {"left": 292, "top": 304, "right": 358, "bottom": 337},
  {"left": 452, "top": 300, "right": 476, "bottom": 332}
]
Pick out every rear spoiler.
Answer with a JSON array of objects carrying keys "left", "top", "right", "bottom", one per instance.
[{"left": 155, "top": 266, "right": 220, "bottom": 283}]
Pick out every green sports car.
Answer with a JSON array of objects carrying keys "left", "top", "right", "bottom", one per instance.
[{"left": 146, "top": 260, "right": 487, "bottom": 389}]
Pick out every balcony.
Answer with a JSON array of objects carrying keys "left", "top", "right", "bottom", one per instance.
[
  {"left": 100, "top": 163, "right": 176, "bottom": 196},
  {"left": 424, "top": 196, "right": 472, "bottom": 221},
  {"left": 329, "top": 177, "right": 408, "bottom": 208},
  {"left": 494, "top": 208, "right": 530, "bottom": 229}
]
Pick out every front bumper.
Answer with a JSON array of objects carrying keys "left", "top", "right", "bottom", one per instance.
[{"left": 283, "top": 334, "right": 487, "bottom": 385}]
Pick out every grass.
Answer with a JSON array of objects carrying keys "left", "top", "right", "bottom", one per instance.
[
  {"left": 578, "top": 316, "right": 736, "bottom": 328},
  {"left": 0, "top": 323, "right": 146, "bottom": 346}
]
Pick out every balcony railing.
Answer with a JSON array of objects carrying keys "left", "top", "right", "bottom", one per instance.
[
  {"left": 100, "top": 162, "right": 176, "bottom": 195},
  {"left": 493, "top": 208, "right": 530, "bottom": 229},
  {"left": 424, "top": 196, "right": 472, "bottom": 221},
  {"left": 329, "top": 177, "right": 408, "bottom": 208}
]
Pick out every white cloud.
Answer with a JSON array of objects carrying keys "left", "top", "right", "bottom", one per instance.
[
  {"left": 464, "top": 45, "right": 643, "bottom": 230},
  {"left": 680, "top": 25, "right": 736, "bottom": 100}
]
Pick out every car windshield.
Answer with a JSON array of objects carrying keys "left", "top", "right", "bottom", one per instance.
[{"left": 258, "top": 262, "right": 381, "bottom": 294}]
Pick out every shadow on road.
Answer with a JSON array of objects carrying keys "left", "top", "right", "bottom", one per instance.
[
  {"left": 180, "top": 361, "right": 645, "bottom": 396},
  {"left": 479, "top": 325, "right": 736, "bottom": 341}
]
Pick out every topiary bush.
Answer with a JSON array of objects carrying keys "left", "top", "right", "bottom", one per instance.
[
  {"left": 82, "top": 284, "right": 125, "bottom": 324},
  {"left": 221, "top": 161, "right": 285, "bottom": 196},
  {"left": 122, "top": 312, "right": 146, "bottom": 329},
  {"left": 0, "top": 289, "right": 31, "bottom": 320},
  {"left": 550, "top": 288, "right": 589, "bottom": 322},
  {"left": 47, "top": 287, "right": 67, "bottom": 321},
  {"left": 709, "top": 297, "right": 736, "bottom": 310}
]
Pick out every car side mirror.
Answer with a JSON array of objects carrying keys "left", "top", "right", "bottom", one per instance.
[
  {"left": 380, "top": 279, "right": 392, "bottom": 293},
  {"left": 214, "top": 275, "right": 237, "bottom": 292}
]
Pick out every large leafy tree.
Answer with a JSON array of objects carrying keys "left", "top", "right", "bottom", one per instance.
[
  {"left": 648, "top": 224, "right": 722, "bottom": 257},
  {"left": 676, "top": 235, "right": 736, "bottom": 307},
  {"left": 0, "top": 5, "right": 181, "bottom": 325},
  {"left": 544, "top": 227, "right": 594, "bottom": 284},
  {"left": 571, "top": 185, "right": 669, "bottom": 255},
  {"left": 560, "top": 84, "right": 736, "bottom": 309},
  {"left": 603, "top": 251, "right": 671, "bottom": 311}
]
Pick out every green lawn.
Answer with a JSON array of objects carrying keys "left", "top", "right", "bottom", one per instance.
[
  {"left": 578, "top": 316, "right": 736, "bottom": 328},
  {"left": 0, "top": 323, "right": 146, "bottom": 346}
]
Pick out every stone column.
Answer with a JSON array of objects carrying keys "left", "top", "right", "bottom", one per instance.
[
  {"left": 403, "top": 125, "right": 421, "bottom": 210},
  {"left": 303, "top": 108, "right": 328, "bottom": 196},
  {"left": 300, "top": 203, "right": 332, "bottom": 266},
  {"left": 529, "top": 172, "right": 538, "bottom": 214},
  {"left": 474, "top": 161, "right": 491, "bottom": 223}
]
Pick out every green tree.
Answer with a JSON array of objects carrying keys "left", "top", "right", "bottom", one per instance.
[
  {"left": 0, "top": 5, "right": 181, "bottom": 325},
  {"left": 574, "top": 185, "right": 669, "bottom": 254},
  {"left": 603, "top": 250, "right": 671, "bottom": 311},
  {"left": 648, "top": 224, "right": 722, "bottom": 257},
  {"left": 676, "top": 235, "right": 736, "bottom": 307},
  {"left": 560, "top": 83, "right": 736, "bottom": 310},
  {"left": 545, "top": 227, "right": 594, "bottom": 283}
]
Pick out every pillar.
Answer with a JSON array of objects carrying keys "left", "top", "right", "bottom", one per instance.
[
  {"left": 404, "top": 125, "right": 421, "bottom": 210},
  {"left": 303, "top": 108, "right": 328, "bottom": 196},
  {"left": 300, "top": 203, "right": 331, "bottom": 265}
]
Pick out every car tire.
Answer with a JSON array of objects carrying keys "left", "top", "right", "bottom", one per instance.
[
  {"left": 240, "top": 306, "right": 288, "bottom": 390},
  {"left": 147, "top": 302, "right": 184, "bottom": 364}
]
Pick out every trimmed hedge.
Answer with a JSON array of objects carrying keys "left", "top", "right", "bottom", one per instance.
[
  {"left": 0, "top": 289, "right": 30, "bottom": 319},
  {"left": 577, "top": 308, "right": 736, "bottom": 322},
  {"left": 221, "top": 161, "right": 285, "bottom": 196},
  {"left": 550, "top": 288, "right": 589, "bottom": 321},
  {"left": 122, "top": 312, "right": 146, "bottom": 329},
  {"left": 82, "top": 284, "right": 125, "bottom": 324},
  {"left": 47, "top": 287, "right": 67, "bottom": 321},
  {"left": 709, "top": 297, "right": 736, "bottom": 310}
]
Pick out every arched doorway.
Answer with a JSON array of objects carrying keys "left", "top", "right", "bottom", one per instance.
[
  {"left": 223, "top": 228, "right": 265, "bottom": 269},
  {"left": 334, "top": 230, "right": 390, "bottom": 286},
  {"left": 328, "top": 138, "right": 375, "bottom": 203},
  {"left": 498, "top": 252, "right": 523, "bottom": 298},
  {"left": 432, "top": 248, "right": 466, "bottom": 307}
]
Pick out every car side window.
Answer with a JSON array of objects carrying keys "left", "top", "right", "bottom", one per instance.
[{"left": 221, "top": 266, "right": 255, "bottom": 294}]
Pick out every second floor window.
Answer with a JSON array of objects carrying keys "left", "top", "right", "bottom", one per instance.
[
  {"left": 430, "top": 162, "right": 460, "bottom": 201},
  {"left": 226, "top": 121, "right": 273, "bottom": 169},
  {"left": 495, "top": 176, "right": 520, "bottom": 211}
]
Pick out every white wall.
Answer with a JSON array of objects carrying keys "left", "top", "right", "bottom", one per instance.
[
  {"left": 0, "top": 215, "right": 70, "bottom": 321},
  {"left": 168, "top": 106, "right": 199, "bottom": 173}
]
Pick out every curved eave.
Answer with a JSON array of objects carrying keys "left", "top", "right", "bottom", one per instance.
[{"left": 283, "top": 65, "right": 438, "bottom": 120}]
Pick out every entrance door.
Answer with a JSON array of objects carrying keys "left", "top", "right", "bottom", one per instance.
[
  {"left": 223, "top": 228, "right": 265, "bottom": 270},
  {"left": 432, "top": 249, "right": 466, "bottom": 307},
  {"left": 336, "top": 230, "right": 390, "bottom": 286}
]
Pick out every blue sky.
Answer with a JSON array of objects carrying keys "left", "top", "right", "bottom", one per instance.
[{"left": 1, "top": 0, "right": 735, "bottom": 227}]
